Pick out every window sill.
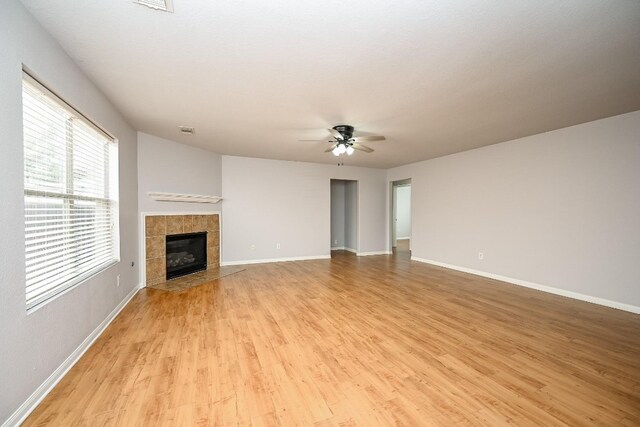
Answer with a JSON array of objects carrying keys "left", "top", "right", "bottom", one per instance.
[{"left": 27, "top": 259, "right": 120, "bottom": 315}]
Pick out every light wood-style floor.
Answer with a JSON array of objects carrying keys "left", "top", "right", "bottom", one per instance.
[{"left": 25, "top": 252, "right": 640, "bottom": 426}]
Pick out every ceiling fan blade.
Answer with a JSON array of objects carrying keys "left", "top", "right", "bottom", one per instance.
[
  {"left": 324, "top": 144, "right": 338, "bottom": 153},
  {"left": 299, "top": 139, "right": 335, "bottom": 143},
  {"left": 351, "top": 135, "right": 385, "bottom": 143},
  {"left": 352, "top": 143, "right": 374, "bottom": 153},
  {"left": 328, "top": 128, "right": 344, "bottom": 140}
]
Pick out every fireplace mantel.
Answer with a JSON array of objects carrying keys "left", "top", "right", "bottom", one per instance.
[{"left": 148, "top": 192, "right": 222, "bottom": 204}]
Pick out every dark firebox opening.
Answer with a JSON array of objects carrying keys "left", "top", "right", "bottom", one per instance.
[{"left": 166, "top": 232, "right": 207, "bottom": 280}]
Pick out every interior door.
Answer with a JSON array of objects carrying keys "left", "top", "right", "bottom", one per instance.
[{"left": 392, "top": 185, "right": 398, "bottom": 247}]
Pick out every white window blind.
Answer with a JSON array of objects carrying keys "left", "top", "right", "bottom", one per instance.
[{"left": 22, "top": 72, "right": 119, "bottom": 310}]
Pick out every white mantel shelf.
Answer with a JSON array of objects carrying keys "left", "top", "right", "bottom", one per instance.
[{"left": 148, "top": 192, "right": 223, "bottom": 204}]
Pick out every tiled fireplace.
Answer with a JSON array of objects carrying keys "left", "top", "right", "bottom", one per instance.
[{"left": 144, "top": 214, "right": 220, "bottom": 286}]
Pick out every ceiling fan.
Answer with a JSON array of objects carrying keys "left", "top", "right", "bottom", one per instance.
[{"left": 301, "top": 125, "right": 386, "bottom": 156}]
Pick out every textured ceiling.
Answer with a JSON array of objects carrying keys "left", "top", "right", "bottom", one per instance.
[{"left": 19, "top": 0, "right": 640, "bottom": 168}]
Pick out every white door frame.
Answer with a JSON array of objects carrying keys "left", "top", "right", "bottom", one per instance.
[
  {"left": 389, "top": 178, "right": 411, "bottom": 251},
  {"left": 329, "top": 178, "right": 359, "bottom": 255}
]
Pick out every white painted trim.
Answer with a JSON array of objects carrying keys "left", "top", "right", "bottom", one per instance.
[
  {"left": 221, "top": 255, "right": 330, "bottom": 266},
  {"left": 411, "top": 257, "right": 640, "bottom": 314},
  {"left": 328, "top": 178, "right": 360, "bottom": 257},
  {"left": 355, "top": 180, "right": 361, "bottom": 258},
  {"left": 331, "top": 247, "right": 357, "bottom": 253},
  {"left": 396, "top": 237, "right": 410, "bottom": 240},
  {"left": 147, "top": 192, "right": 222, "bottom": 204},
  {"left": 141, "top": 210, "right": 222, "bottom": 216},
  {"left": 2, "top": 283, "right": 144, "bottom": 427},
  {"left": 357, "top": 251, "right": 392, "bottom": 256}
]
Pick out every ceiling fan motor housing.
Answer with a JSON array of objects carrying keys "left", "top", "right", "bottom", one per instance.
[{"left": 333, "top": 125, "right": 354, "bottom": 140}]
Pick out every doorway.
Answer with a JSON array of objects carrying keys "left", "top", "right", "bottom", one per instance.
[
  {"left": 330, "top": 179, "right": 358, "bottom": 255},
  {"left": 391, "top": 179, "right": 411, "bottom": 255}
]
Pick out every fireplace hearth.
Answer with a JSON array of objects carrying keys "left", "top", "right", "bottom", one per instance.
[{"left": 166, "top": 232, "right": 207, "bottom": 280}]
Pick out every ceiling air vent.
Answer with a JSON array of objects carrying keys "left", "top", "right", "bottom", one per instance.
[
  {"left": 135, "top": 0, "right": 174, "bottom": 12},
  {"left": 179, "top": 126, "right": 195, "bottom": 135}
]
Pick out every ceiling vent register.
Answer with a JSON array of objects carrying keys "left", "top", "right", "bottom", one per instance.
[{"left": 179, "top": 126, "right": 195, "bottom": 135}]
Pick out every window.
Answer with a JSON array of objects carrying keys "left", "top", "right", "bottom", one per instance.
[{"left": 22, "top": 72, "right": 119, "bottom": 310}]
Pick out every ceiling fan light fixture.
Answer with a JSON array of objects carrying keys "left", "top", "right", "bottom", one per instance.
[{"left": 305, "top": 125, "right": 384, "bottom": 157}]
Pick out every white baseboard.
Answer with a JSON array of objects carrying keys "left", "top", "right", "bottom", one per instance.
[
  {"left": 2, "top": 283, "right": 144, "bottom": 427},
  {"left": 396, "top": 237, "right": 410, "bottom": 240},
  {"left": 221, "top": 255, "right": 331, "bottom": 266},
  {"left": 357, "top": 251, "right": 392, "bottom": 256},
  {"left": 411, "top": 257, "right": 640, "bottom": 314},
  {"left": 331, "top": 247, "right": 357, "bottom": 253}
]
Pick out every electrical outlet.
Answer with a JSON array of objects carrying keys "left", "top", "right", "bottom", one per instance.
[
  {"left": 478, "top": 252, "right": 484, "bottom": 260},
  {"left": 250, "top": 244, "right": 255, "bottom": 250},
  {"left": 276, "top": 243, "right": 281, "bottom": 249},
  {"left": 334, "top": 239, "right": 338, "bottom": 245},
  {"left": 116, "top": 274, "right": 120, "bottom": 287}
]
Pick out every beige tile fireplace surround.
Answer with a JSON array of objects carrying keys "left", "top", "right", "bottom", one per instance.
[{"left": 144, "top": 214, "right": 220, "bottom": 286}]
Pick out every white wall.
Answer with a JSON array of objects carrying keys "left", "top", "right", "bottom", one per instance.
[
  {"left": 0, "top": 0, "right": 139, "bottom": 423},
  {"left": 330, "top": 180, "right": 346, "bottom": 248},
  {"left": 395, "top": 186, "right": 411, "bottom": 239},
  {"left": 345, "top": 181, "right": 358, "bottom": 250},
  {"left": 221, "top": 156, "right": 387, "bottom": 263},
  {"left": 388, "top": 111, "right": 640, "bottom": 309},
  {"left": 137, "top": 132, "right": 222, "bottom": 214}
]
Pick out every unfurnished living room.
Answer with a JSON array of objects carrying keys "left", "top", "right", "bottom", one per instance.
[{"left": 1, "top": 0, "right": 639, "bottom": 425}]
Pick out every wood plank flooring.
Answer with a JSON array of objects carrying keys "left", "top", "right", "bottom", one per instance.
[{"left": 24, "top": 252, "right": 640, "bottom": 426}]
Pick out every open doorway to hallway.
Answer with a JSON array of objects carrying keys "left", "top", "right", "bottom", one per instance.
[
  {"left": 330, "top": 179, "right": 358, "bottom": 256},
  {"left": 391, "top": 179, "right": 411, "bottom": 256}
]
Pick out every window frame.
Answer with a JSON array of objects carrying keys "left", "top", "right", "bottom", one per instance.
[{"left": 22, "top": 70, "right": 120, "bottom": 312}]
